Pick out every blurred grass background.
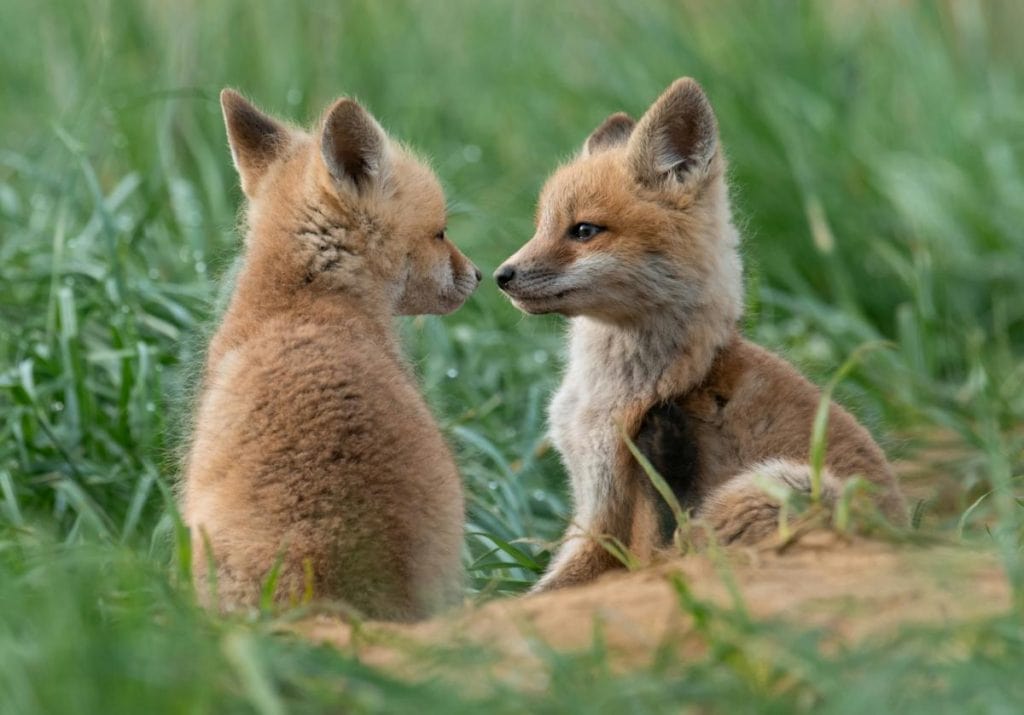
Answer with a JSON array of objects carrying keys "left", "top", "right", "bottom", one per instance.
[{"left": 1, "top": 0, "right": 1022, "bottom": 712}]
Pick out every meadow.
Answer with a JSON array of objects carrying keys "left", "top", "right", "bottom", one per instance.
[{"left": 1, "top": 0, "right": 1022, "bottom": 712}]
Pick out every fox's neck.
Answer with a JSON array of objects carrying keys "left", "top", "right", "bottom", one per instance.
[
  {"left": 206, "top": 254, "right": 399, "bottom": 377},
  {"left": 568, "top": 305, "right": 735, "bottom": 404}
]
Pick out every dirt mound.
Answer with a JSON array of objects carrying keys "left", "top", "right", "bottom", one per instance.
[{"left": 296, "top": 533, "right": 1009, "bottom": 683}]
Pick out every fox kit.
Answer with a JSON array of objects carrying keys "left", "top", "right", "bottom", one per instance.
[
  {"left": 181, "top": 90, "right": 480, "bottom": 619},
  {"left": 496, "top": 78, "right": 907, "bottom": 591}
]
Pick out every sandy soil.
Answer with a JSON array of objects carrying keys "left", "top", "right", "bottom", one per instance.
[{"left": 295, "top": 531, "right": 1010, "bottom": 685}]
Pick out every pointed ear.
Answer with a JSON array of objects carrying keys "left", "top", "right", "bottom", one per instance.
[
  {"left": 581, "top": 112, "right": 636, "bottom": 157},
  {"left": 628, "top": 78, "right": 718, "bottom": 187},
  {"left": 220, "top": 89, "right": 289, "bottom": 197},
  {"left": 320, "top": 98, "right": 391, "bottom": 193}
]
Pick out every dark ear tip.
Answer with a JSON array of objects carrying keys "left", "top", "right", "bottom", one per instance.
[
  {"left": 669, "top": 76, "right": 701, "bottom": 92},
  {"left": 321, "top": 98, "right": 364, "bottom": 156},
  {"left": 661, "top": 76, "right": 718, "bottom": 136},
  {"left": 219, "top": 88, "right": 245, "bottom": 112},
  {"left": 320, "top": 96, "right": 387, "bottom": 187},
  {"left": 584, "top": 111, "right": 637, "bottom": 155},
  {"left": 665, "top": 77, "right": 709, "bottom": 104},
  {"left": 603, "top": 112, "right": 637, "bottom": 132},
  {"left": 672, "top": 78, "right": 716, "bottom": 117},
  {"left": 323, "top": 97, "right": 367, "bottom": 127}
]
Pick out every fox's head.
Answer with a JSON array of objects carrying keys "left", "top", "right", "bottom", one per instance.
[
  {"left": 221, "top": 90, "right": 480, "bottom": 315},
  {"left": 495, "top": 78, "right": 742, "bottom": 327}
]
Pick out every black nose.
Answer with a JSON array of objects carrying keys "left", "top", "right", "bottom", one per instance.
[
  {"left": 494, "top": 265, "right": 516, "bottom": 289},
  {"left": 474, "top": 267, "right": 482, "bottom": 282}
]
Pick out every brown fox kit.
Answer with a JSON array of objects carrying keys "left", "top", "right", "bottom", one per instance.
[
  {"left": 181, "top": 90, "right": 480, "bottom": 619},
  {"left": 496, "top": 78, "right": 907, "bottom": 592}
]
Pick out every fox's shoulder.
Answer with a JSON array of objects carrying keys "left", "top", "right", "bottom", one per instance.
[
  {"left": 688, "top": 335, "right": 886, "bottom": 457},
  {"left": 684, "top": 334, "right": 823, "bottom": 413}
]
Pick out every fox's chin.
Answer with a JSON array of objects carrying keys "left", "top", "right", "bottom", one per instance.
[
  {"left": 436, "top": 290, "right": 474, "bottom": 314},
  {"left": 508, "top": 295, "right": 576, "bottom": 316},
  {"left": 396, "top": 287, "right": 475, "bottom": 316},
  {"left": 502, "top": 285, "right": 576, "bottom": 315},
  {"left": 511, "top": 299, "right": 553, "bottom": 315},
  {"left": 431, "top": 276, "right": 480, "bottom": 314}
]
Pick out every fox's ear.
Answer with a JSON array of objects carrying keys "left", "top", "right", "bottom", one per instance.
[
  {"left": 581, "top": 112, "right": 636, "bottom": 157},
  {"left": 220, "top": 89, "right": 289, "bottom": 198},
  {"left": 320, "top": 98, "right": 391, "bottom": 193},
  {"left": 628, "top": 78, "right": 717, "bottom": 187}
]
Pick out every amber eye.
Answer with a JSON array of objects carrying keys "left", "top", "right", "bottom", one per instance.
[
  {"left": 434, "top": 229, "right": 446, "bottom": 241},
  {"left": 568, "top": 222, "right": 604, "bottom": 241}
]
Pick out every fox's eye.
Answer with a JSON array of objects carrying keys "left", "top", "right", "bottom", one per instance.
[
  {"left": 434, "top": 229, "right": 446, "bottom": 241},
  {"left": 568, "top": 222, "right": 604, "bottom": 241}
]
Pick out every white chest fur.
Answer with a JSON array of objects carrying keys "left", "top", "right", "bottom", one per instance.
[
  {"left": 548, "top": 369, "right": 623, "bottom": 528},
  {"left": 547, "top": 318, "right": 672, "bottom": 528}
]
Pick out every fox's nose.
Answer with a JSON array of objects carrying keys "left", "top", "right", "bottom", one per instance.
[
  {"left": 474, "top": 266, "right": 482, "bottom": 283},
  {"left": 494, "top": 265, "right": 515, "bottom": 289}
]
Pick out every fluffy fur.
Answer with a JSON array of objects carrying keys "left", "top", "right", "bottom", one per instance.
[
  {"left": 181, "top": 90, "right": 480, "bottom": 619},
  {"left": 495, "top": 78, "right": 907, "bottom": 591}
]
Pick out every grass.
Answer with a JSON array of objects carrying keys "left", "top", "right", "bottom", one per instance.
[{"left": 1, "top": 0, "right": 1022, "bottom": 711}]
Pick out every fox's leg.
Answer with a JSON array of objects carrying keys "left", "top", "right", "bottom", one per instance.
[
  {"left": 532, "top": 424, "right": 650, "bottom": 594},
  {"left": 532, "top": 523, "right": 625, "bottom": 592},
  {"left": 533, "top": 401, "right": 702, "bottom": 593},
  {"left": 534, "top": 482, "right": 679, "bottom": 593},
  {"left": 697, "top": 460, "right": 841, "bottom": 546}
]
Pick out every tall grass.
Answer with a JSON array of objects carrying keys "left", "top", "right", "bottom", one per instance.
[{"left": 1, "top": 0, "right": 1022, "bottom": 711}]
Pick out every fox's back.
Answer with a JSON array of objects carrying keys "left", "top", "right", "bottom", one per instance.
[
  {"left": 191, "top": 313, "right": 456, "bottom": 488},
  {"left": 183, "top": 313, "right": 463, "bottom": 616}
]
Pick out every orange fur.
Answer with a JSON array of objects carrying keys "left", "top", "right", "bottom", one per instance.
[
  {"left": 181, "top": 90, "right": 479, "bottom": 619},
  {"left": 496, "top": 78, "right": 906, "bottom": 591}
]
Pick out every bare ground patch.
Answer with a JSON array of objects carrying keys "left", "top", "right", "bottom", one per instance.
[{"left": 294, "top": 531, "right": 1010, "bottom": 686}]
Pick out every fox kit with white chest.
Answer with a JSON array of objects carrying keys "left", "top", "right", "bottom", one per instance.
[
  {"left": 181, "top": 90, "right": 480, "bottom": 619},
  {"left": 496, "top": 78, "right": 906, "bottom": 591}
]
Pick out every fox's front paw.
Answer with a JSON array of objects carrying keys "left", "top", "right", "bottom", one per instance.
[{"left": 531, "top": 542, "right": 625, "bottom": 593}]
